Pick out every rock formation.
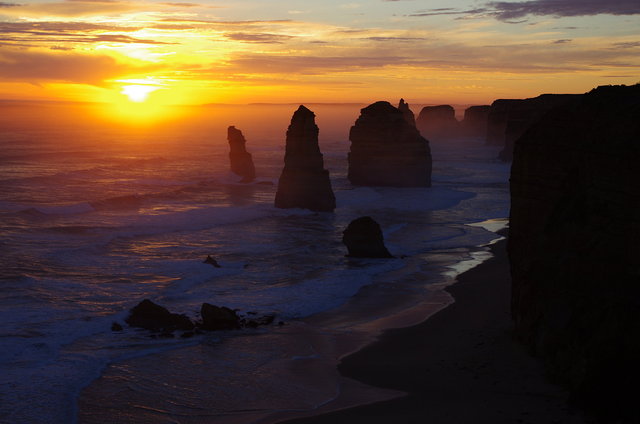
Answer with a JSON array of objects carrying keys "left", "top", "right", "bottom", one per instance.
[
  {"left": 343, "top": 216, "right": 393, "bottom": 258},
  {"left": 461, "top": 105, "right": 490, "bottom": 137},
  {"left": 498, "top": 94, "right": 577, "bottom": 161},
  {"left": 509, "top": 84, "right": 640, "bottom": 421},
  {"left": 274, "top": 105, "right": 336, "bottom": 212},
  {"left": 416, "top": 105, "right": 459, "bottom": 140},
  {"left": 227, "top": 126, "right": 256, "bottom": 182},
  {"left": 200, "top": 303, "right": 241, "bottom": 331},
  {"left": 485, "top": 99, "right": 519, "bottom": 146},
  {"left": 348, "top": 101, "right": 432, "bottom": 187},
  {"left": 125, "top": 299, "right": 194, "bottom": 331},
  {"left": 397, "top": 98, "right": 416, "bottom": 126}
]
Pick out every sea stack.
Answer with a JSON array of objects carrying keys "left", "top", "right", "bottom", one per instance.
[
  {"left": 509, "top": 84, "right": 640, "bottom": 420},
  {"left": 416, "top": 105, "right": 459, "bottom": 140},
  {"left": 342, "top": 216, "right": 393, "bottom": 258},
  {"left": 274, "top": 105, "right": 336, "bottom": 212},
  {"left": 397, "top": 98, "right": 416, "bottom": 126},
  {"left": 227, "top": 126, "right": 256, "bottom": 182},
  {"left": 461, "top": 105, "right": 490, "bottom": 137},
  {"left": 348, "top": 101, "right": 432, "bottom": 187}
]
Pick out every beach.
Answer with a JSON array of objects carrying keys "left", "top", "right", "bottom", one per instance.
[{"left": 277, "top": 233, "right": 588, "bottom": 424}]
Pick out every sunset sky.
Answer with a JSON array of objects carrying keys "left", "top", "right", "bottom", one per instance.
[{"left": 1, "top": 0, "right": 638, "bottom": 105}]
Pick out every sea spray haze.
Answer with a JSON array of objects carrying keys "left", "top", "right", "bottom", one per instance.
[{"left": 0, "top": 101, "right": 510, "bottom": 423}]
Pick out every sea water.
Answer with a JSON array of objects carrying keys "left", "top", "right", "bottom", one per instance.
[{"left": 0, "top": 102, "right": 511, "bottom": 423}]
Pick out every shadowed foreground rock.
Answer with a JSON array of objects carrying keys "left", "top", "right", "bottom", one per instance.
[
  {"left": 125, "top": 299, "right": 194, "bottom": 331},
  {"left": 416, "top": 105, "right": 459, "bottom": 140},
  {"left": 227, "top": 126, "right": 256, "bottom": 182},
  {"left": 200, "top": 303, "right": 241, "bottom": 331},
  {"left": 275, "top": 106, "right": 336, "bottom": 212},
  {"left": 348, "top": 101, "right": 431, "bottom": 187},
  {"left": 509, "top": 84, "right": 640, "bottom": 422},
  {"left": 342, "top": 216, "right": 393, "bottom": 258}
]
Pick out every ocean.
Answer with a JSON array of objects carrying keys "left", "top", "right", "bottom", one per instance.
[{"left": 0, "top": 101, "right": 511, "bottom": 423}]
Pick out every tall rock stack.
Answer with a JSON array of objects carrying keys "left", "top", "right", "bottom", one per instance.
[
  {"left": 486, "top": 99, "right": 519, "bottom": 146},
  {"left": 461, "top": 105, "right": 490, "bottom": 137},
  {"left": 348, "top": 101, "right": 432, "bottom": 187},
  {"left": 416, "top": 105, "right": 460, "bottom": 140},
  {"left": 274, "top": 105, "right": 336, "bottom": 212},
  {"left": 509, "top": 84, "right": 640, "bottom": 420},
  {"left": 397, "top": 98, "right": 416, "bottom": 126},
  {"left": 227, "top": 126, "right": 256, "bottom": 182}
]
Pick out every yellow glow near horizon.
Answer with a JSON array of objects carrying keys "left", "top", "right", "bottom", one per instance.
[{"left": 121, "top": 84, "right": 158, "bottom": 102}]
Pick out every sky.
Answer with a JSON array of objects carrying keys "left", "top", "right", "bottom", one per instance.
[{"left": 0, "top": 0, "right": 638, "bottom": 105}]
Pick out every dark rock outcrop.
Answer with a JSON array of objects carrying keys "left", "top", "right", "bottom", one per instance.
[
  {"left": 203, "top": 255, "right": 221, "bottom": 268},
  {"left": 509, "top": 84, "right": 640, "bottom": 421},
  {"left": 498, "top": 94, "right": 577, "bottom": 161},
  {"left": 397, "top": 98, "right": 416, "bottom": 126},
  {"left": 342, "top": 216, "right": 393, "bottom": 258},
  {"left": 461, "top": 105, "right": 490, "bottom": 137},
  {"left": 416, "top": 105, "right": 459, "bottom": 140},
  {"left": 125, "top": 299, "right": 194, "bottom": 331},
  {"left": 227, "top": 126, "right": 256, "bottom": 182},
  {"left": 485, "top": 99, "right": 519, "bottom": 146},
  {"left": 200, "top": 303, "right": 241, "bottom": 331},
  {"left": 274, "top": 106, "right": 336, "bottom": 212},
  {"left": 348, "top": 101, "right": 432, "bottom": 187}
]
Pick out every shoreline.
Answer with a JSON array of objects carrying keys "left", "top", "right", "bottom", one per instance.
[{"left": 275, "top": 232, "right": 587, "bottom": 424}]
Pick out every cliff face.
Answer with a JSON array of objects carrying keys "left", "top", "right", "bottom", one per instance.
[
  {"left": 498, "top": 94, "right": 577, "bottom": 161},
  {"left": 416, "top": 105, "right": 459, "bottom": 140},
  {"left": 227, "top": 126, "right": 256, "bottom": 182},
  {"left": 486, "top": 99, "right": 519, "bottom": 146},
  {"left": 274, "top": 105, "right": 336, "bottom": 212},
  {"left": 461, "top": 105, "right": 490, "bottom": 137},
  {"left": 509, "top": 84, "right": 640, "bottom": 420},
  {"left": 348, "top": 101, "right": 432, "bottom": 187}
]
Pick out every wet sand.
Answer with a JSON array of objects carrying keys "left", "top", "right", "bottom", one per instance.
[{"left": 277, "top": 233, "right": 588, "bottom": 424}]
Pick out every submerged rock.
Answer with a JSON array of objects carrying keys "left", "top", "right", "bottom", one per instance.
[
  {"left": 416, "top": 105, "right": 459, "bottom": 140},
  {"left": 227, "top": 126, "right": 256, "bottom": 182},
  {"left": 342, "top": 216, "right": 393, "bottom": 258},
  {"left": 200, "top": 303, "right": 241, "bottom": 331},
  {"left": 348, "top": 101, "right": 432, "bottom": 187},
  {"left": 274, "top": 105, "right": 336, "bottom": 212},
  {"left": 203, "top": 255, "right": 221, "bottom": 268},
  {"left": 509, "top": 84, "right": 640, "bottom": 420},
  {"left": 125, "top": 299, "right": 194, "bottom": 331}
]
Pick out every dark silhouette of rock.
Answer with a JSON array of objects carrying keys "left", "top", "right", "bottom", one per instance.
[
  {"left": 110, "top": 322, "right": 123, "bottom": 332},
  {"left": 509, "top": 84, "right": 640, "bottom": 421},
  {"left": 203, "top": 255, "right": 221, "bottom": 268},
  {"left": 498, "top": 94, "right": 577, "bottom": 161},
  {"left": 342, "top": 216, "right": 393, "bottom": 258},
  {"left": 348, "top": 101, "right": 432, "bottom": 187},
  {"left": 486, "top": 99, "right": 519, "bottom": 145},
  {"left": 416, "top": 105, "right": 460, "bottom": 140},
  {"left": 274, "top": 105, "right": 336, "bottom": 212},
  {"left": 227, "top": 126, "right": 256, "bottom": 182},
  {"left": 200, "top": 303, "right": 241, "bottom": 331},
  {"left": 461, "top": 105, "right": 490, "bottom": 137},
  {"left": 125, "top": 299, "right": 194, "bottom": 331},
  {"left": 397, "top": 98, "right": 416, "bottom": 126}
]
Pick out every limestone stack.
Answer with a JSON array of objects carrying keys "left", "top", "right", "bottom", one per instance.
[
  {"left": 461, "top": 105, "right": 490, "bottom": 137},
  {"left": 416, "top": 105, "right": 459, "bottom": 140},
  {"left": 348, "top": 101, "right": 432, "bottom": 187},
  {"left": 227, "top": 126, "right": 256, "bottom": 182},
  {"left": 274, "top": 105, "right": 336, "bottom": 212}
]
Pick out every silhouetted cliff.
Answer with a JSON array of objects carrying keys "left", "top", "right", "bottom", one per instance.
[
  {"left": 509, "top": 84, "right": 640, "bottom": 421},
  {"left": 227, "top": 126, "right": 256, "bottom": 182},
  {"left": 416, "top": 105, "right": 459, "bottom": 140},
  {"left": 461, "top": 105, "right": 490, "bottom": 137},
  {"left": 348, "top": 101, "right": 432, "bottom": 187},
  {"left": 275, "top": 105, "right": 336, "bottom": 212},
  {"left": 486, "top": 99, "right": 519, "bottom": 146}
]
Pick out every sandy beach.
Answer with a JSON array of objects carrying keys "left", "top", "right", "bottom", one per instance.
[{"left": 277, "top": 233, "right": 588, "bottom": 424}]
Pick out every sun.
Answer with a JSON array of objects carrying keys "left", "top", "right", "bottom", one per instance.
[{"left": 121, "top": 84, "right": 159, "bottom": 103}]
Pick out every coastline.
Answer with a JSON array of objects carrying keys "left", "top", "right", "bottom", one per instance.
[{"left": 275, "top": 232, "right": 587, "bottom": 424}]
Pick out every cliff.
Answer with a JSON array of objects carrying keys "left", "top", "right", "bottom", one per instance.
[
  {"left": 274, "top": 105, "right": 336, "bottom": 212},
  {"left": 227, "top": 126, "right": 256, "bottom": 182},
  {"left": 416, "top": 105, "right": 459, "bottom": 140},
  {"left": 348, "top": 101, "right": 432, "bottom": 187},
  {"left": 509, "top": 84, "right": 640, "bottom": 421},
  {"left": 486, "top": 99, "right": 519, "bottom": 146}
]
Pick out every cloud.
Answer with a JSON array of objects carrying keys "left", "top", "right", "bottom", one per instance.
[
  {"left": 0, "top": 49, "right": 160, "bottom": 85},
  {"left": 410, "top": 0, "right": 640, "bottom": 22},
  {"left": 0, "top": 1, "right": 21, "bottom": 6},
  {"left": 224, "top": 32, "right": 295, "bottom": 44},
  {"left": 5, "top": 0, "right": 143, "bottom": 17}
]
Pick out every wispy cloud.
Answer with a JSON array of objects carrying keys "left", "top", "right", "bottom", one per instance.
[{"left": 223, "top": 32, "right": 295, "bottom": 44}]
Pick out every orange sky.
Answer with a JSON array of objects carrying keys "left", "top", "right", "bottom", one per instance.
[{"left": 0, "top": 0, "right": 638, "bottom": 106}]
